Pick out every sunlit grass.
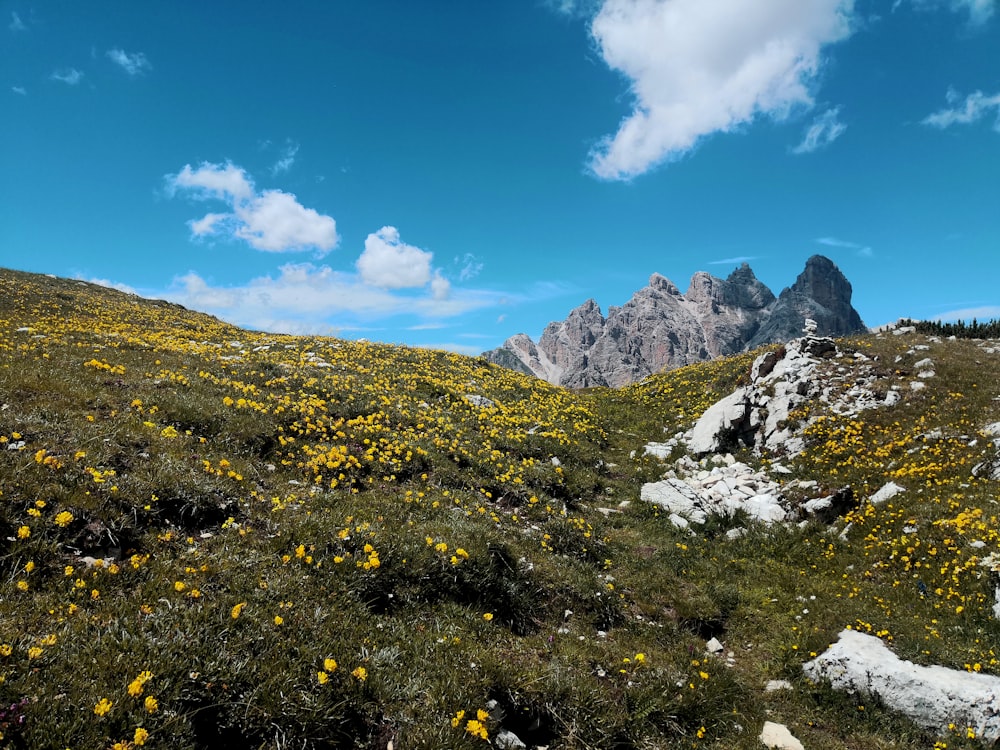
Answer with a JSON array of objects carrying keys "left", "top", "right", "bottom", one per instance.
[{"left": 0, "top": 268, "right": 997, "bottom": 748}]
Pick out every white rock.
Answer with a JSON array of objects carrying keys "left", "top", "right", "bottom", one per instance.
[
  {"left": 884, "top": 390, "right": 901, "bottom": 406},
  {"left": 765, "top": 679, "right": 794, "bottom": 692},
  {"left": 464, "top": 394, "right": 495, "bottom": 409},
  {"left": 918, "top": 370, "right": 936, "bottom": 379},
  {"left": 983, "top": 422, "right": 1000, "bottom": 437},
  {"left": 804, "top": 629, "right": 1000, "bottom": 741},
  {"left": 494, "top": 729, "right": 527, "bottom": 749},
  {"left": 687, "top": 387, "right": 749, "bottom": 455},
  {"left": 759, "top": 721, "right": 804, "bottom": 750},
  {"left": 641, "top": 479, "right": 708, "bottom": 525},
  {"left": 910, "top": 381, "right": 926, "bottom": 391},
  {"left": 914, "top": 358, "right": 934, "bottom": 369},
  {"left": 643, "top": 442, "right": 673, "bottom": 459},
  {"left": 706, "top": 637, "right": 724, "bottom": 654},
  {"left": 870, "top": 481, "right": 905, "bottom": 505}
]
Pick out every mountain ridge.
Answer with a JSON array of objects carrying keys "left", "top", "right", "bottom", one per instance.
[{"left": 484, "top": 254, "right": 866, "bottom": 387}]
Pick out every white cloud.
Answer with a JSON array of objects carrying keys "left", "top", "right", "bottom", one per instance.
[
  {"left": 708, "top": 255, "right": 758, "bottom": 265},
  {"left": 922, "top": 88, "right": 1000, "bottom": 131},
  {"left": 907, "top": 0, "right": 996, "bottom": 24},
  {"left": 167, "top": 162, "right": 339, "bottom": 254},
  {"left": 792, "top": 107, "right": 847, "bottom": 153},
  {"left": 356, "top": 226, "right": 434, "bottom": 289},
  {"left": 430, "top": 271, "right": 451, "bottom": 300},
  {"left": 85, "top": 277, "right": 139, "bottom": 295},
  {"left": 455, "top": 253, "right": 484, "bottom": 281},
  {"left": 587, "top": 0, "right": 856, "bottom": 180},
  {"left": 159, "top": 263, "right": 500, "bottom": 335},
  {"left": 9, "top": 12, "right": 25, "bottom": 31},
  {"left": 107, "top": 48, "right": 151, "bottom": 76},
  {"left": 271, "top": 142, "right": 299, "bottom": 175},
  {"left": 816, "top": 236, "right": 872, "bottom": 256},
  {"left": 12, "top": 86, "right": 26, "bottom": 95},
  {"left": 933, "top": 305, "right": 1000, "bottom": 322},
  {"left": 50, "top": 69, "right": 83, "bottom": 85}
]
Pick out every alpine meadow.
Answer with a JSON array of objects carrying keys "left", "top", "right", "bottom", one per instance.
[{"left": 1, "top": 268, "right": 1000, "bottom": 749}]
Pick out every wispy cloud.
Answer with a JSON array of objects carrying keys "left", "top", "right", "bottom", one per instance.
[
  {"left": 156, "top": 263, "right": 502, "bottom": 335},
  {"left": 904, "top": 0, "right": 996, "bottom": 24},
  {"left": 922, "top": 88, "right": 1000, "bottom": 131},
  {"left": 816, "top": 236, "right": 872, "bottom": 257},
  {"left": 11, "top": 86, "right": 26, "bottom": 96},
  {"left": 792, "top": 107, "right": 847, "bottom": 154},
  {"left": 271, "top": 141, "right": 299, "bottom": 175},
  {"left": 50, "top": 69, "right": 83, "bottom": 85},
  {"left": 166, "top": 161, "right": 339, "bottom": 254},
  {"left": 932, "top": 305, "right": 1000, "bottom": 322},
  {"left": 107, "top": 48, "right": 152, "bottom": 76},
  {"left": 9, "top": 12, "right": 25, "bottom": 31},
  {"left": 708, "top": 256, "right": 757, "bottom": 265},
  {"left": 586, "top": 0, "right": 856, "bottom": 180},
  {"left": 455, "top": 253, "right": 484, "bottom": 281}
]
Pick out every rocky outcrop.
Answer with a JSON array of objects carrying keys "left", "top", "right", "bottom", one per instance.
[
  {"left": 484, "top": 256, "right": 866, "bottom": 388},
  {"left": 804, "top": 630, "right": 1000, "bottom": 742}
]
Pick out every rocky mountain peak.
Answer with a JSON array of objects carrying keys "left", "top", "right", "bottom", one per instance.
[{"left": 484, "top": 255, "right": 867, "bottom": 387}]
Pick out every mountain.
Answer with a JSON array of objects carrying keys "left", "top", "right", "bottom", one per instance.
[{"left": 484, "top": 255, "right": 867, "bottom": 387}]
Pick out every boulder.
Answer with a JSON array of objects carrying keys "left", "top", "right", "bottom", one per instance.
[{"left": 804, "top": 629, "right": 1000, "bottom": 741}]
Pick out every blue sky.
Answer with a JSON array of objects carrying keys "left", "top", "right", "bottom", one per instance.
[{"left": 4, "top": 1, "right": 999, "bottom": 355}]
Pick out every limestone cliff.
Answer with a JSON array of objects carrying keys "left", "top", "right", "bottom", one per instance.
[{"left": 483, "top": 255, "right": 866, "bottom": 387}]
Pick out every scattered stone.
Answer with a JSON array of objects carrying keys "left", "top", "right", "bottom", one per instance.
[
  {"left": 804, "top": 629, "right": 1000, "bottom": 742},
  {"left": 910, "top": 381, "right": 926, "bottom": 391},
  {"left": 463, "top": 394, "right": 495, "bottom": 409},
  {"left": 759, "top": 721, "right": 805, "bottom": 750},
  {"left": 870, "top": 482, "right": 905, "bottom": 505},
  {"left": 494, "top": 729, "right": 527, "bottom": 749},
  {"left": 765, "top": 679, "right": 793, "bottom": 692},
  {"left": 706, "top": 637, "right": 724, "bottom": 654}
]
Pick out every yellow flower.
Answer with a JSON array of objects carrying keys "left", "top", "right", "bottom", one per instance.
[
  {"left": 54, "top": 511, "right": 74, "bottom": 527},
  {"left": 323, "top": 658, "right": 337, "bottom": 672},
  {"left": 144, "top": 696, "right": 158, "bottom": 714},
  {"left": 27, "top": 647, "right": 42, "bottom": 659},
  {"left": 16, "top": 526, "right": 29, "bottom": 540},
  {"left": 160, "top": 425, "right": 179, "bottom": 438},
  {"left": 483, "top": 613, "right": 493, "bottom": 622},
  {"left": 64, "top": 565, "right": 74, "bottom": 576},
  {"left": 274, "top": 615, "right": 283, "bottom": 626},
  {"left": 0, "top": 644, "right": 11, "bottom": 657},
  {"left": 231, "top": 602, "right": 246, "bottom": 619},
  {"left": 24, "top": 561, "right": 34, "bottom": 573},
  {"left": 451, "top": 709, "right": 466, "bottom": 728},
  {"left": 15, "top": 580, "right": 28, "bottom": 592},
  {"left": 94, "top": 697, "right": 113, "bottom": 717},
  {"left": 352, "top": 666, "right": 367, "bottom": 681},
  {"left": 317, "top": 671, "right": 329, "bottom": 685},
  {"left": 174, "top": 581, "right": 186, "bottom": 592},
  {"left": 134, "top": 727, "right": 149, "bottom": 746}
]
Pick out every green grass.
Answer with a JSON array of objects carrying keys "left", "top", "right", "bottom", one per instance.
[{"left": 0, "top": 268, "right": 997, "bottom": 748}]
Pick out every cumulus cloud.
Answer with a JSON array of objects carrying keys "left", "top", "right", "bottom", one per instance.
[
  {"left": 356, "top": 226, "right": 434, "bottom": 289},
  {"left": 12, "top": 86, "right": 26, "bottom": 96},
  {"left": 107, "top": 48, "right": 151, "bottom": 76},
  {"left": 9, "top": 12, "right": 25, "bottom": 31},
  {"left": 167, "top": 161, "right": 339, "bottom": 254},
  {"left": 587, "top": 0, "right": 855, "bottom": 180},
  {"left": 50, "top": 69, "right": 83, "bottom": 85},
  {"left": 817, "top": 236, "right": 872, "bottom": 256},
  {"left": 922, "top": 88, "right": 1000, "bottom": 131},
  {"left": 792, "top": 107, "right": 847, "bottom": 153}
]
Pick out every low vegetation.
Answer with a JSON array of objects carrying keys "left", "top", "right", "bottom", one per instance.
[{"left": 0, "top": 268, "right": 997, "bottom": 749}]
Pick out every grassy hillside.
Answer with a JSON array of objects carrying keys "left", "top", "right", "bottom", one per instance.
[{"left": 0, "top": 268, "right": 998, "bottom": 749}]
